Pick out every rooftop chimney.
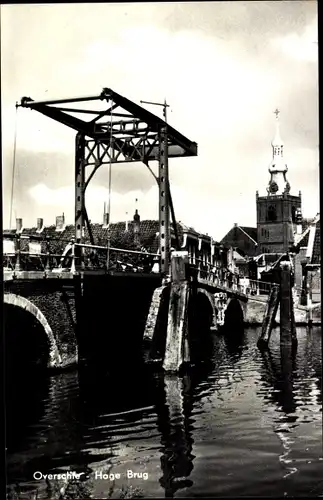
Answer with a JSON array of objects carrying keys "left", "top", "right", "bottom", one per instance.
[
  {"left": 16, "top": 218, "right": 23, "bottom": 233},
  {"left": 103, "top": 213, "right": 109, "bottom": 227},
  {"left": 55, "top": 213, "right": 65, "bottom": 232},
  {"left": 133, "top": 209, "right": 140, "bottom": 246},
  {"left": 234, "top": 222, "right": 238, "bottom": 227},
  {"left": 103, "top": 202, "right": 109, "bottom": 228},
  {"left": 36, "top": 218, "right": 44, "bottom": 233}
]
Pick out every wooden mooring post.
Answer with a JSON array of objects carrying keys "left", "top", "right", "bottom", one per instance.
[
  {"left": 280, "top": 260, "right": 297, "bottom": 346},
  {"left": 257, "top": 284, "right": 280, "bottom": 347},
  {"left": 163, "top": 251, "right": 190, "bottom": 373},
  {"left": 258, "top": 259, "right": 297, "bottom": 348},
  {"left": 306, "top": 277, "right": 313, "bottom": 327}
]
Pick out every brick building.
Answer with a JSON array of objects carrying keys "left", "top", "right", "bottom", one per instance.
[
  {"left": 292, "top": 214, "right": 320, "bottom": 304},
  {"left": 256, "top": 109, "right": 303, "bottom": 254},
  {"left": 220, "top": 110, "right": 319, "bottom": 283},
  {"left": 220, "top": 224, "right": 258, "bottom": 257},
  {"left": 3, "top": 209, "right": 232, "bottom": 275}
]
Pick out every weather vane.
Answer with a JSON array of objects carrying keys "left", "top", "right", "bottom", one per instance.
[{"left": 274, "top": 108, "right": 280, "bottom": 119}]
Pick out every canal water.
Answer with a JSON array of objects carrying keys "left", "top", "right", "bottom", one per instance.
[{"left": 6, "top": 326, "right": 322, "bottom": 498}]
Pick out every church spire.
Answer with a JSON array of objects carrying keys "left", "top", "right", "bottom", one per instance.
[
  {"left": 272, "top": 108, "right": 283, "bottom": 149},
  {"left": 267, "top": 109, "right": 290, "bottom": 195}
]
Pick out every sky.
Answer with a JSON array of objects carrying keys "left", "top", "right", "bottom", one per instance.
[{"left": 1, "top": 1, "right": 319, "bottom": 240}]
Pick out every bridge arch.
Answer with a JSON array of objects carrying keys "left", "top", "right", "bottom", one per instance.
[
  {"left": 224, "top": 297, "right": 245, "bottom": 332},
  {"left": 197, "top": 288, "right": 217, "bottom": 327},
  {"left": 187, "top": 288, "right": 215, "bottom": 363},
  {"left": 4, "top": 293, "right": 62, "bottom": 368}
]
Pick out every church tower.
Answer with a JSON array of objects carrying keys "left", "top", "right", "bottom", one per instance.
[{"left": 256, "top": 109, "right": 302, "bottom": 254}]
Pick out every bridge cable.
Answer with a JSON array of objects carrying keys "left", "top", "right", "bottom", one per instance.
[
  {"left": 9, "top": 104, "right": 19, "bottom": 229},
  {"left": 107, "top": 99, "right": 113, "bottom": 269}
]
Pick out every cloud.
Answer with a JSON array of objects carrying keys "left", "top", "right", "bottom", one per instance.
[
  {"left": 29, "top": 184, "right": 71, "bottom": 206},
  {"left": 270, "top": 20, "right": 318, "bottom": 62},
  {"left": 26, "top": 180, "right": 265, "bottom": 241},
  {"left": 28, "top": 182, "right": 160, "bottom": 225},
  {"left": 2, "top": 3, "right": 319, "bottom": 238}
]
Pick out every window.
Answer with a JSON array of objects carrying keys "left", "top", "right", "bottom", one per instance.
[
  {"left": 291, "top": 206, "right": 296, "bottom": 223},
  {"left": 267, "top": 205, "right": 277, "bottom": 222},
  {"left": 29, "top": 242, "right": 41, "bottom": 254},
  {"left": 3, "top": 240, "right": 15, "bottom": 254}
]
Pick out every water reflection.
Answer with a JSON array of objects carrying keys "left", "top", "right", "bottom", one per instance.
[
  {"left": 6, "top": 369, "right": 51, "bottom": 455},
  {"left": 155, "top": 374, "right": 195, "bottom": 497},
  {"left": 6, "top": 327, "right": 322, "bottom": 498},
  {"left": 258, "top": 342, "right": 297, "bottom": 415},
  {"left": 154, "top": 332, "right": 247, "bottom": 498},
  {"left": 258, "top": 342, "right": 298, "bottom": 477},
  {"left": 223, "top": 330, "right": 245, "bottom": 359},
  {"left": 257, "top": 329, "right": 322, "bottom": 419},
  {"left": 257, "top": 329, "right": 322, "bottom": 483},
  {"left": 6, "top": 370, "right": 87, "bottom": 496}
]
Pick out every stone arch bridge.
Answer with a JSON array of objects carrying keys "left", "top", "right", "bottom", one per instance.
[{"left": 3, "top": 247, "right": 251, "bottom": 373}]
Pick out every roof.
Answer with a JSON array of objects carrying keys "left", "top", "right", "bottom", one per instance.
[
  {"left": 233, "top": 250, "right": 246, "bottom": 262},
  {"left": 220, "top": 225, "right": 258, "bottom": 245},
  {"left": 239, "top": 226, "right": 258, "bottom": 243},
  {"left": 302, "top": 217, "right": 317, "bottom": 231},
  {"left": 260, "top": 254, "right": 290, "bottom": 277},
  {"left": 3, "top": 219, "right": 222, "bottom": 256},
  {"left": 311, "top": 223, "right": 320, "bottom": 265},
  {"left": 3, "top": 220, "right": 165, "bottom": 254},
  {"left": 254, "top": 253, "right": 284, "bottom": 267},
  {"left": 177, "top": 222, "right": 213, "bottom": 240},
  {"left": 293, "top": 214, "right": 320, "bottom": 265},
  {"left": 296, "top": 231, "right": 309, "bottom": 248}
]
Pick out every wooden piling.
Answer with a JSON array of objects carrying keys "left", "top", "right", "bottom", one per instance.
[
  {"left": 291, "top": 290, "right": 297, "bottom": 342},
  {"left": 280, "top": 341, "right": 297, "bottom": 412},
  {"left": 163, "top": 251, "right": 190, "bottom": 373},
  {"left": 143, "top": 286, "right": 167, "bottom": 342},
  {"left": 257, "top": 285, "right": 280, "bottom": 347},
  {"left": 306, "top": 279, "right": 313, "bottom": 327},
  {"left": 307, "top": 306, "right": 313, "bottom": 327},
  {"left": 280, "top": 261, "right": 297, "bottom": 346},
  {"left": 183, "top": 335, "right": 190, "bottom": 364}
]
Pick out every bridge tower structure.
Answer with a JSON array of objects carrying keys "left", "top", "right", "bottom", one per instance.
[{"left": 18, "top": 88, "right": 198, "bottom": 275}]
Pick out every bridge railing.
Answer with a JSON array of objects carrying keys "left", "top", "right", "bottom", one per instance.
[
  {"left": 3, "top": 252, "right": 71, "bottom": 272},
  {"left": 189, "top": 259, "right": 242, "bottom": 291},
  {"left": 247, "top": 279, "right": 277, "bottom": 296},
  {"left": 3, "top": 233, "right": 76, "bottom": 273},
  {"left": 189, "top": 259, "right": 283, "bottom": 297},
  {"left": 3, "top": 233, "right": 161, "bottom": 274},
  {"left": 74, "top": 243, "right": 160, "bottom": 273}
]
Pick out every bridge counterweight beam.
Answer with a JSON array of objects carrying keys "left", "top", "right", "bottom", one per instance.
[
  {"left": 75, "top": 133, "right": 86, "bottom": 271},
  {"left": 14, "top": 234, "right": 21, "bottom": 272},
  {"left": 159, "top": 126, "right": 170, "bottom": 275}
]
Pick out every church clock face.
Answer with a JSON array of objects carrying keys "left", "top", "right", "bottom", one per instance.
[{"left": 269, "top": 181, "right": 278, "bottom": 194}]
